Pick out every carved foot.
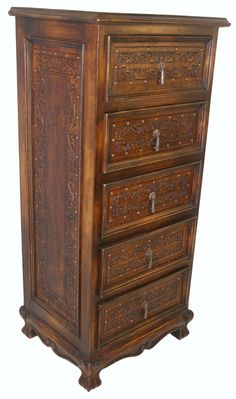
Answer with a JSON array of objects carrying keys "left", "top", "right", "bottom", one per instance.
[
  {"left": 22, "top": 321, "right": 37, "bottom": 338},
  {"left": 171, "top": 325, "right": 190, "bottom": 340},
  {"left": 79, "top": 363, "right": 102, "bottom": 391},
  {"left": 171, "top": 309, "right": 194, "bottom": 340},
  {"left": 19, "top": 305, "right": 36, "bottom": 339}
]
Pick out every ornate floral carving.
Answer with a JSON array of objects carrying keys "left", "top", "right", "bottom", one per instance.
[
  {"left": 116, "top": 48, "right": 202, "bottom": 66},
  {"left": 110, "top": 43, "right": 205, "bottom": 94},
  {"left": 108, "top": 231, "right": 184, "bottom": 275},
  {"left": 99, "top": 271, "right": 185, "bottom": 343},
  {"left": 105, "top": 164, "right": 198, "bottom": 230},
  {"left": 103, "top": 221, "right": 190, "bottom": 288},
  {"left": 109, "top": 109, "right": 198, "bottom": 163},
  {"left": 32, "top": 43, "right": 83, "bottom": 327}
]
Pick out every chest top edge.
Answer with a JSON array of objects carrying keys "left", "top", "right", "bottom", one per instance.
[{"left": 9, "top": 7, "right": 230, "bottom": 28}]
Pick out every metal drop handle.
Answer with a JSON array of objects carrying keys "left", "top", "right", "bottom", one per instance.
[
  {"left": 149, "top": 192, "right": 156, "bottom": 214},
  {"left": 158, "top": 62, "right": 165, "bottom": 85},
  {"left": 142, "top": 301, "right": 149, "bottom": 320},
  {"left": 146, "top": 248, "right": 153, "bottom": 269},
  {"left": 153, "top": 129, "right": 160, "bottom": 152}
]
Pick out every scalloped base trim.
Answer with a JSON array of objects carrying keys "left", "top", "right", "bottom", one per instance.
[{"left": 19, "top": 305, "right": 193, "bottom": 391}]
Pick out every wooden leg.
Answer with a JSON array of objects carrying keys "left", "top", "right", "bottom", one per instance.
[
  {"left": 79, "top": 363, "right": 102, "bottom": 391},
  {"left": 171, "top": 325, "right": 190, "bottom": 340},
  {"left": 22, "top": 321, "right": 37, "bottom": 338},
  {"left": 19, "top": 305, "right": 36, "bottom": 339},
  {"left": 171, "top": 309, "right": 194, "bottom": 340}
]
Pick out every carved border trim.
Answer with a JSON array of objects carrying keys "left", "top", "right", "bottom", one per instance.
[
  {"left": 19, "top": 305, "right": 193, "bottom": 391},
  {"left": 27, "top": 39, "right": 84, "bottom": 332}
]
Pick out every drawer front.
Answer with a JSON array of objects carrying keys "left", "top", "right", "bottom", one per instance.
[
  {"left": 105, "top": 103, "right": 204, "bottom": 172},
  {"left": 100, "top": 218, "right": 196, "bottom": 295},
  {"left": 107, "top": 35, "right": 211, "bottom": 99},
  {"left": 102, "top": 162, "right": 201, "bottom": 236},
  {"left": 98, "top": 268, "right": 188, "bottom": 346}
]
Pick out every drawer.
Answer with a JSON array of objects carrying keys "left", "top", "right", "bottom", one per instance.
[
  {"left": 104, "top": 102, "right": 205, "bottom": 172},
  {"left": 106, "top": 35, "right": 211, "bottom": 100},
  {"left": 102, "top": 162, "right": 201, "bottom": 236},
  {"left": 99, "top": 218, "right": 196, "bottom": 296},
  {"left": 98, "top": 268, "right": 189, "bottom": 346}
]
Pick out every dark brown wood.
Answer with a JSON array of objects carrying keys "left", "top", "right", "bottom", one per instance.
[
  {"left": 104, "top": 102, "right": 206, "bottom": 173},
  {"left": 9, "top": 7, "right": 230, "bottom": 391},
  {"left": 106, "top": 35, "right": 211, "bottom": 100},
  {"left": 102, "top": 162, "right": 201, "bottom": 236},
  {"left": 31, "top": 40, "right": 83, "bottom": 331},
  {"left": 9, "top": 7, "right": 230, "bottom": 26},
  {"left": 99, "top": 218, "right": 196, "bottom": 297},
  {"left": 98, "top": 268, "right": 189, "bottom": 347}
]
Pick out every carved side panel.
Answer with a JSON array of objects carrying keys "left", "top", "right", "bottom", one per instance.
[
  {"left": 100, "top": 219, "right": 196, "bottom": 294},
  {"left": 107, "top": 36, "right": 210, "bottom": 98},
  {"left": 98, "top": 269, "right": 188, "bottom": 346},
  {"left": 102, "top": 162, "right": 201, "bottom": 235},
  {"left": 31, "top": 41, "right": 84, "bottom": 329}
]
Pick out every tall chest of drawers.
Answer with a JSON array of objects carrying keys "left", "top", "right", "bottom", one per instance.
[{"left": 9, "top": 7, "right": 230, "bottom": 391}]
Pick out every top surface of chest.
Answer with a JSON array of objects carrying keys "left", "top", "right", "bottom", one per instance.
[{"left": 9, "top": 7, "right": 230, "bottom": 26}]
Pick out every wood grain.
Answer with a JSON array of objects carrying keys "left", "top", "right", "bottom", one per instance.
[{"left": 10, "top": 7, "right": 229, "bottom": 391}]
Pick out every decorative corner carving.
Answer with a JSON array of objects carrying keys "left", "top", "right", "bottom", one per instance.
[{"left": 78, "top": 361, "right": 102, "bottom": 391}]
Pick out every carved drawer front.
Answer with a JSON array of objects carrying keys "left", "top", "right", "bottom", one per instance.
[
  {"left": 105, "top": 103, "right": 204, "bottom": 172},
  {"left": 100, "top": 218, "right": 196, "bottom": 296},
  {"left": 98, "top": 268, "right": 188, "bottom": 346},
  {"left": 107, "top": 35, "right": 211, "bottom": 99},
  {"left": 102, "top": 162, "right": 201, "bottom": 236}
]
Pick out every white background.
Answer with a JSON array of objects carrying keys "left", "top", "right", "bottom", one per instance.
[{"left": 0, "top": 1, "right": 235, "bottom": 398}]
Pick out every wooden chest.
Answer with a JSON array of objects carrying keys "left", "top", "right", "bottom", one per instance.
[{"left": 9, "top": 7, "right": 230, "bottom": 391}]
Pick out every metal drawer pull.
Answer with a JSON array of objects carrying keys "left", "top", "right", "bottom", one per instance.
[
  {"left": 158, "top": 62, "right": 165, "bottom": 85},
  {"left": 153, "top": 129, "right": 160, "bottom": 152},
  {"left": 146, "top": 248, "right": 153, "bottom": 269},
  {"left": 149, "top": 191, "right": 156, "bottom": 214},
  {"left": 142, "top": 301, "right": 149, "bottom": 320}
]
